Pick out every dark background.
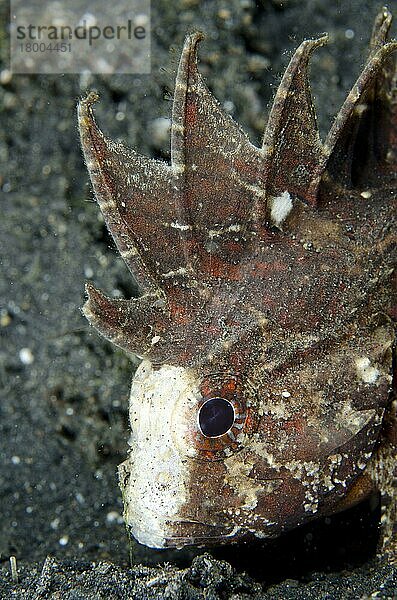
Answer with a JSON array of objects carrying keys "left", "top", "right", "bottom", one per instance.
[{"left": 0, "top": 0, "right": 395, "bottom": 595}]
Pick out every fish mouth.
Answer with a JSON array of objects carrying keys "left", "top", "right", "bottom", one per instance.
[
  {"left": 164, "top": 522, "right": 241, "bottom": 548},
  {"left": 129, "top": 518, "right": 240, "bottom": 549},
  {"left": 163, "top": 534, "right": 238, "bottom": 548}
]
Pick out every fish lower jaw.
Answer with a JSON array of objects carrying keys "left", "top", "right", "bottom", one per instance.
[{"left": 125, "top": 517, "right": 242, "bottom": 549}]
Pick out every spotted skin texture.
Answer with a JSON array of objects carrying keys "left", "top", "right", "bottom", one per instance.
[{"left": 78, "top": 9, "right": 397, "bottom": 555}]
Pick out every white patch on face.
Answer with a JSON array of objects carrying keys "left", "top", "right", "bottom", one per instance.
[
  {"left": 355, "top": 356, "right": 380, "bottom": 384},
  {"left": 118, "top": 360, "right": 200, "bottom": 549},
  {"left": 269, "top": 191, "right": 293, "bottom": 227}
]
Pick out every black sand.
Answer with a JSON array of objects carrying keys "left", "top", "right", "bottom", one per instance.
[{"left": 1, "top": 1, "right": 396, "bottom": 597}]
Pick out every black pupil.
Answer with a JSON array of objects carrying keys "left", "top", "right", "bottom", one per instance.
[{"left": 198, "top": 397, "right": 235, "bottom": 437}]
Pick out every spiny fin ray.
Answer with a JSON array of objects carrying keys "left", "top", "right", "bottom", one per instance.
[
  {"left": 261, "top": 36, "right": 328, "bottom": 208},
  {"left": 315, "top": 21, "right": 397, "bottom": 192},
  {"left": 83, "top": 283, "right": 169, "bottom": 356},
  {"left": 78, "top": 93, "right": 188, "bottom": 292},
  {"left": 170, "top": 33, "right": 264, "bottom": 266}
]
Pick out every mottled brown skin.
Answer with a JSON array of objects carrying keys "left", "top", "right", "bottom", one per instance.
[{"left": 79, "top": 8, "right": 397, "bottom": 554}]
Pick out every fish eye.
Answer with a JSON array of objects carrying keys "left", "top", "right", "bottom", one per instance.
[
  {"left": 179, "top": 373, "right": 259, "bottom": 461},
  {"left": 198, "top": 397, "right": 235, "bottom": 437}
]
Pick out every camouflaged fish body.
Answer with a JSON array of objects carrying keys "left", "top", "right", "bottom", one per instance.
[{"left": 78, "top": 8, "right": 397, "bottom": 551}]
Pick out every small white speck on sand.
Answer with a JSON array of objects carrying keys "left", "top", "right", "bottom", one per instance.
[
  {"left": 59, "top": 535, "right": 69, "bottom": 546},
  {"left": 19, "top": 347, "right": 34, "bottom": 365}
]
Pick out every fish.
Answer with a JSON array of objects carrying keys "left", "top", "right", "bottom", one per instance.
[{"left": 78, "top": 7, "right": 397, "bottom": 554}]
